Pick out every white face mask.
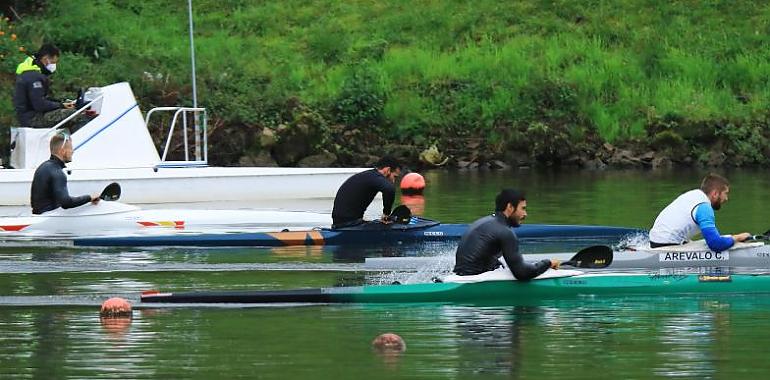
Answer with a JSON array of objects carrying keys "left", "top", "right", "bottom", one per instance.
[{"left": 45, "top": 63, "right": 57, "bottom": 73}]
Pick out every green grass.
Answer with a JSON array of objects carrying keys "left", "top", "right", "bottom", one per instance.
[{"left": 2, "top": 0, "right": 770, "bottom": 164}]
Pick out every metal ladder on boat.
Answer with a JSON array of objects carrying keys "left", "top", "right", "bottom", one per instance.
[{"left": 145, "top": 107, "right": 208, "bottom": 167}]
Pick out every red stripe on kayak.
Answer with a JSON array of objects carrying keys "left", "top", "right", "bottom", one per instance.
[
  {"left": 137, "top": 221, "right": 185, "bottom": 228},
  {"left": 0, "top": 224, "right": 30, "bottom": 232}
]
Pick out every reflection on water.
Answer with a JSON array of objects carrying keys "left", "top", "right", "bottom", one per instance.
[
  {"left": 3, "top": 284, "right": 770, "bottom": 380},
  {"left": 4, "top": 288, "right": 770, "bottom": 378},
  {"left": 0, "top": 308, "right": 160, "bottom": 379}
]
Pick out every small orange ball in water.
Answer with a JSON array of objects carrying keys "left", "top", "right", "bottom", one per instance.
[{"left": 100, "top": 297, "right": 132, "bottom": 318}]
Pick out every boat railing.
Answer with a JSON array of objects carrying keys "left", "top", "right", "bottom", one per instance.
[
  {"left": 49, "top": 95, "right": 105, "bottom": 132},
  {"left": 145, "top": 107, "right": 208, "bottom": 166}
]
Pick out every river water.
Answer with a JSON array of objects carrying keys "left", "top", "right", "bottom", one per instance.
[{"left": 2, "top": 168, "right": 770, "bottom": 379}]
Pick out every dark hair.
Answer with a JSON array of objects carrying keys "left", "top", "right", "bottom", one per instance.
[
  {"left": 36, "top": 43, "right": 61, "bottom": 59},
  {"left": 700, "top": 173, "right": 729, "bottom": 193},
  {"left": 375, "top": 156, "right": 401, "bottom": 170},
  {"left": 495, "top": 189, "right": 526, "bottom": 211}
]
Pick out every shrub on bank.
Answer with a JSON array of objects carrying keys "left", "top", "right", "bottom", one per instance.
[{"left": 2, "top": 1, "right": 770, "bottom": 168}]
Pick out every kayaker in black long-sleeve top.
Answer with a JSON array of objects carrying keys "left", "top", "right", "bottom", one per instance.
[
  {"left": 30, "top": 130, "right": 99, "bottom": 214},
  {"left": 331, "top": 156, "right": 401, "bottom": 229},
  {"left": 453, "top": 189, "right": 559, "bottom": 280}
]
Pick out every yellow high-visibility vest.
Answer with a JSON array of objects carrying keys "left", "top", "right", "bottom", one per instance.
[{"left": 15, "top": 56, "right": 40, "bottom": 75}]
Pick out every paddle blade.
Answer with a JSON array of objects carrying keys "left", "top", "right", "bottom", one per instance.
[
  {"left": 100, "top": 182, "right": 121, "bottom": 201},
  {"left": 744, "top": 230, "right": 770, "bottom": 241},
  {"left": 562, "top": 245, "right": 613, "bottom": 268},
  {"left": 390, "top": 205, "right": 412, "bottom": 224}
]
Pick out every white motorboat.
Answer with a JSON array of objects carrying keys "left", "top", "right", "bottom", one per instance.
[
  {"left": 0, "top": 82, "right": 364, "bottom": 207},
  {"left": 0, "top": 200, "right": 331, "bottom": 238}
]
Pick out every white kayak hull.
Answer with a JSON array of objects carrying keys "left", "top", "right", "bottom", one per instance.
[
  {"left": 364, "top": 240, "right": 770, "bottom": 270},
  {"left": 444, "top": 268, "right": 584, "bottom": 283},
  {"left": 0, "top": 201, "right": 331, "bottom": 238}
]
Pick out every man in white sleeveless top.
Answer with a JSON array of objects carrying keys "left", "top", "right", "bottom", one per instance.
[{"left": 649, "top": 173, "right": 750, "bottom": 252}]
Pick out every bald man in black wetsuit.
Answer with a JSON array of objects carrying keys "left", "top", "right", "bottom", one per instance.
[
  {"left": 453, "top": 189, "right": 559, "bottom": 280},
  {"left": 30, "top": 131, "right": 100, "bottom": 214},
  {"left": 331, "top": 156, "right": 401, "bottom": 229}
]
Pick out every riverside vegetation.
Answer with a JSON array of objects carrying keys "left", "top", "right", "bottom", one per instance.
[{"left": 1, "top": 0, "right": 769, "bottom": 169}]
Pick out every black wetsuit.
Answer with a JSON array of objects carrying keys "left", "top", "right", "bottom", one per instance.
[
  {"left": 331, "top": 169, "right": 395, "bottom": 228},
  {"left": 453, "top": 214, "right": 551, "bottom": 280},
  {"left": 30, "top": 155, "right": 91, "bottom": 214}
]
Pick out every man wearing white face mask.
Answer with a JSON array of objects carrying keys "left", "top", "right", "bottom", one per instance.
[{"left": 13, "top": 43, "right": 78, "bottom": 129}]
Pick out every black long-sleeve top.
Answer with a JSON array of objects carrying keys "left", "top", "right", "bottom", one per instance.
[
  {"left": 30, "top": 156, "right": 91, "bottom": 214},
  {"left": 453, "top": 214, "right": 551, "bottom": 280},
  {"left": 14, "top": 67, "right": 62, "bottom": 127},
  {"left": 331, "top": 169, "right": 395, "bottom": 225}
]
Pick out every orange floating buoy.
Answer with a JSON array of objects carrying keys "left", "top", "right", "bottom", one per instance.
[
  {"left": 100, "top": 297, "right": 133, "bottom": 318},
  {"left": 371, "top": 333, "right": 406, "bottom": 353},
  {"left": 400, "top": 172, "right": 425, "bottom": 195}
]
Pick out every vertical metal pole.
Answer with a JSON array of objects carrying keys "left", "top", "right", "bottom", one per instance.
[{"left": 188, "top": 0, "right": 201, "bottom": 160}]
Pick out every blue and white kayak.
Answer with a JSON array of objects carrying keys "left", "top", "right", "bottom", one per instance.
[{"left": 73, "top": 216, "right": 640, "bottom": 247}]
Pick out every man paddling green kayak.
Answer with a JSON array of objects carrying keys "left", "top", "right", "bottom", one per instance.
[
  {"left": 453, "top": 189, "right": 559, "bottom": 279},
  {"left": 649, "top": 173, "right": 751, "bottom": 252}
]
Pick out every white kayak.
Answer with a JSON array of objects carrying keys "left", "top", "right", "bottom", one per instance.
[
  {"left": 443, "top": 268, "right": 584, "bottom": 283},
  {"left": 0, "top": 201, "right": 331, "bottom": 238},
  {"left": 364, "top": 240, "right": 770, "bottom": 270}
]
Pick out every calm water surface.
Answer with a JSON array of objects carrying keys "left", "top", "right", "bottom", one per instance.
[{"left": 2, "top": 169, "right": 770, "bottom": 379}]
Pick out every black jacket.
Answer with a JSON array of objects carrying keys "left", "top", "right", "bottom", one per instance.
[
  {"left": 30, "top": 156, "right": 91, "bottom": 214},
  {"left": 331, "top": 169, "right": 396, "bottom": 225},
  {"left": 453, "top": 214, "right": 551, "bottom": 279},
  {"left": 13, "top": 60, "right": 61, "bottom": 127}
]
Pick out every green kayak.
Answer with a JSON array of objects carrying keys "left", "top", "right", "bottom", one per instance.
[{"left": 141, "top": 270, "right": 770, "bottom": 305}]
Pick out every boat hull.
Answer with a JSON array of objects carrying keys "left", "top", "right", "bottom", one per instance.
[
  {"left": 141, "top": 272, "right": 770, "bottom": 305},
  {"left": 73, "top": 220, "right": 640, "bottom": 247},
  {"left": 364, "top": 241, "right": 770, "bottom": 271},
  {"left": 0, "top": 201, "right": 331, "bottom": 237},
  {"left": 0, "top": 166, "right": 364, "bottom": 207}
]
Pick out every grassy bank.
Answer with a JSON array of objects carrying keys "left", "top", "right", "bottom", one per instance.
[{"left": 2, "top": 1, "right": 770, "bottom": 166}]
